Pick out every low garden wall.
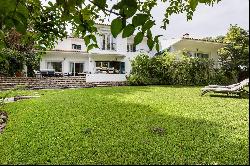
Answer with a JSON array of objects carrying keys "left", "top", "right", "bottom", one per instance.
[
  {"left": 0, "top": 76, "right": 127, "bottom": 90},
  {"left": 86, "top": 74, "right": 127, "bottom": 82},
  {"left": 0, "top": 76, "right": 88, "bottom": 90}
]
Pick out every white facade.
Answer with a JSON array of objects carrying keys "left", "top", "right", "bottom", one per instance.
[
  {"left": 40, "top": 24, "right": 155, "bottom": 82},
  {"left": 160, "top": 37, "right": 226, "bottom": 68},
  {"left": 40, "top": 25, "right": 226, "bottom": 82}
]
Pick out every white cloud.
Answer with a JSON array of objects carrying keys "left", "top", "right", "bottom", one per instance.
[{"left": 151, "top": 0, "right": 249, "bottom": 39}]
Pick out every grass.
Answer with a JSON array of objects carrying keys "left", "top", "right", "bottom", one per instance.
[
  {"left": 0, "top": 89, "right": 40, "bottom": 99},
  {"left": 0, "top": 86, "right": 249, "bottom": 165}
]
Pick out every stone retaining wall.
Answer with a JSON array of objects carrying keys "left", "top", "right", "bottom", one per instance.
[{"left": 0, "top": 77, "right": 127, "bottom": 90}]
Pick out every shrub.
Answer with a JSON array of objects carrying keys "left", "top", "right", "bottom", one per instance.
[
  {"left": 0, "top": 48, "right": 41, "bottom": 77},
  {"left": 0, "top": 49, "right": 24, "bottom": 76},
  {"left": 128, "top": 52, "right": 234, "bottom": 86},
  {"left": 127, "top": 75, "right": 149, "bottom": 86}
]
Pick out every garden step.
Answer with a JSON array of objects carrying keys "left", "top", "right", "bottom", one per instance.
[
  {"left": 0, "top": 77, "right": 125, "bottom": 90},
  {"left": 0, "top": 76, "right": 87, "bottom": 90}
]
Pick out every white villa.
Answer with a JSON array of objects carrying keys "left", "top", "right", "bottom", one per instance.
[
  {"left": 39, "top": 25, "right": 225, "bottom": 82},
  {"left": 39, "top": 23, "right": 156, "bottom": 82},
  {"left": 161, "top": 33, "right": 226, "bottom": 68}
]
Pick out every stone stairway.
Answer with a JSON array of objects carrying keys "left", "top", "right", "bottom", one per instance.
[
  {"left": 0, "top": 76, "right": 127, "bottom": 90},
  {"left": 0, "top": 76, "right": 87, "bottom": 90}
]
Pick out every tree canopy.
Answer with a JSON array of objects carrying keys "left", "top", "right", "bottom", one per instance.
[
  {"left": 218, "top": 25, "right": 249, "bottom": 81},
  {"left": 0, "top": 0, "right": 222, "bottom": 52}
]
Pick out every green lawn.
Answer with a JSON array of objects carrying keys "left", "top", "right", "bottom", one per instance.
[{"left": 0, "top": 86, "right": 249, "bottom": 164}]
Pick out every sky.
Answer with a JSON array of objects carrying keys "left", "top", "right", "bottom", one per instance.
[
  {"left": 151, "top": 0, "right": 249, "bottom": 39},
  {"left": 42, "top": 0, "right": 249, "bottom": 39}
]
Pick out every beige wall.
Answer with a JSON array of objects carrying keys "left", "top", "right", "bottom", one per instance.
[{"left": 171, "top": 39, "right": 225, "bottom": 68}]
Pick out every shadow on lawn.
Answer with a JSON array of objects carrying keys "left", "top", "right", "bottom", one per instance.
[
  {"left": 209, "top": 94, "right": 249, "bottom": 99},
  {"left": 0, "top": 86, "right": 248, "bottom": 165},
  {"left": 67, "top": 87, "right": 248, "bottom": 164},
  {"left": 146, "top": 85, "right": 202, "bottom": 88},
  {"left": 89, "top": 103, "right": 248, "bottom": 164},
  {"left": 81, "top": 87, "right": 248, "bottom": 165}
]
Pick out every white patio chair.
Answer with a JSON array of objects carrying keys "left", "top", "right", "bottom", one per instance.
[{"left": 201, "top": 78, "right": 249, "bottom": 97}]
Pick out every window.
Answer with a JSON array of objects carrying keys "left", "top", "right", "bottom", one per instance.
[
  {"left": 47, "top": 62, "right": 62, "bottom": 72},
  {"left": 70, "top": 62, "right": 84, "bottom": 75},
  {"left": 195, "top": 53, "right": 209, "bottom": 58},
  {"left": 95, "top": 61, "right": 125, "bottom": 74},
  {"left": 102, "top": 62, "right": 109, "bottom": 68},
  {"left": 72, "top": 44, "right": 81, "bottom": 50},
  {"left": 120, "top": 62, "right": 125, "bottom": 74},
  {"left": 96, "top": 62, "right": 102, "bottom": 68},
  {"left": 186, "top": 51, "right": 193, "bottom": 57},
  {"left": 96, "top": 61, "right": 109, "bottom": 68},
  {"left": 102, "top": 34, "right": 116, "bottom": 51},
  {"left": 127, "top": 43, "right": 136, "bottom": 52}
]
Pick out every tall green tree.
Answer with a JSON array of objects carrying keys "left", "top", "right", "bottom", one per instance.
[
  {"left": 218, "top": 25, "right": 249, "bottom": 81},
  {"left": 0, "top": 0, "right": 222, "bottom": 52},
  {"left": 0, "top": 0, "right": 66, "bottom": 76}
]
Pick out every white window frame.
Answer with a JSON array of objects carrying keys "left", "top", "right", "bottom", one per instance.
[
  {"left": 195, "top": 52, "right": 209, "bottom": 58},
  {"left": 72, "top": 44, "right": 82, "bottom": 50},
  {"left": 69, "top": 62, "right": 85, "bottom": 76},
  {"left": 101, "top": 33, "right": 116, "bottom": 51},
  {"left": 46, "top": 61, "right": 63, "bottom": 72},
  {"left": 127, "top": 43, "right": 136, "bottom": 52},
  {"left": 186, "top": 51, "right": 209, "bottom": 58}
]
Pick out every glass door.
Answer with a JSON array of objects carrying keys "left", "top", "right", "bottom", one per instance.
[{"left": 70, "top": 62, "right": 84, "bottom": 76}]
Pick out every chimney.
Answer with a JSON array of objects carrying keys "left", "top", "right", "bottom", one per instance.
[{"left": 183, "top": 33, "right": 190, "bottom": 38}]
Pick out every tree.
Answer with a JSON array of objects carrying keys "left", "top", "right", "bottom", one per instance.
[
  {"left": 0, "top": 0, "right": 222, "bottom": 52},
  {"left": 218, "top": 25, "right": 249, "bottom": 81},
  {"left": 0, "top": 0, "right": 65, "bottom": 76},
  {"left": 0, "top": 29, "right": 41, "bottom": 77},
  {"left": 202, "top": 35, "right": 225, "bottom": 43}
]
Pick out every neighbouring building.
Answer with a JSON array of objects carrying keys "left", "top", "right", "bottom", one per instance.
[
  {"left": 160, "top": 33, "right": 226, "bottom": 68},
  {"left": 39, "top": 23, "right": 156, "bottom": 82}
]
